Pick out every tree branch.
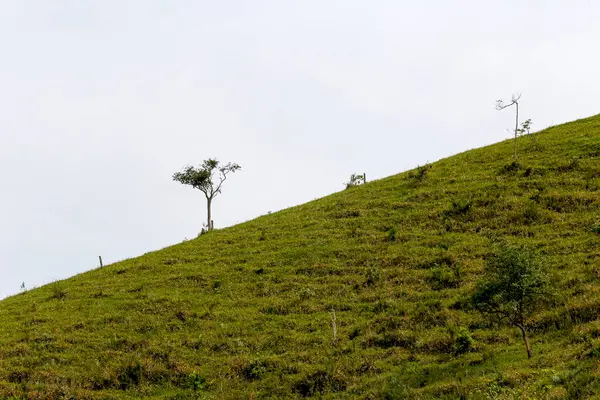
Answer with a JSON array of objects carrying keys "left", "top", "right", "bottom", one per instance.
[
  {"left": 213, "top": 171, "right": 228, "bottom": 196},
  {"left": 495, "top": 94, "right": 521, "bottom": 110}
]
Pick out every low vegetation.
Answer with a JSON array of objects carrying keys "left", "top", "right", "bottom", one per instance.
[{"left": 0, "top": 115, "right": 599, "bottom": 399}]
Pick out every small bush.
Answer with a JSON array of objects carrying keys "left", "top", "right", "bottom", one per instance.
[
  {"left": 451, "top": 327, "right": 475, "bottom": 355},
  {"left": 7, "top": 369, "right": 29, "bottom": 384},
  {"left": 413, "top": 300, "right": 446, "bottom": 328},
  {"left": 383, "top": 376, "right": 417, "bottom": 400},
  {"left": 235, "top": 359, "right": 269, "bottom": 381},
  {"left": 586, "top": 346, "right": 600, "bottom": 359},
  {"left": 591, "top": 223, "right": 600, "bottom": 234},
  {"left": 297, "top": 287, "right": 315, "bottom": 300},
  {"left": 498, "top": 161, "right": 522, "bottom": 175},
  {"left": 258, "top": 230, "right": 266, "bottom": 241},
  {"left": 556, "top": 157, "right": 580, "bottom": 173},
  {"left": 348, "top": 326, "right": 361, "bottom": 340},
  {"left": 522, "top": 202, "right": 542, "bottom": 224},
  {"left": 332, "top": 210, "right": 361, "bottom": 219},
  {"left": 261, "top": 304, "right": 290, "bottom": 315},
  {"left": 563, "top": 367, "right": 600, "bottom": 399},
  {"left": 187, "top": 372, "right": 206, "bottom": 391},
  {"left": 443, "top": 199, "right": 472, "bottom": 217},
  {"left": 364, "top": 268, "right": 381, "bottom": 287},
  {"left": 49, "top": 283, "right": 68, "bottom": 300},
  {"left": 117, "top": 362, "right": 144, "bottom": 390},
  {"left": 417, "top": 255, "right": 455, "bottom": 270},
  {"left": 408, "top": 164, "right": 431, "bottom": 182},
  {"left": 385, "top": 227, "right": 397, "bottom": 242},
  {"left": 367, "top": 331, "right": 417, "bottom": 349},
  {"left": 542, "top": 193, "right": 595, "bottom": 213},
  {"left": 427, "top": 263, "right": 462, "bottom": 290},
  {"left": 292, "top": 370, "right": 347, "bottom": 397}
]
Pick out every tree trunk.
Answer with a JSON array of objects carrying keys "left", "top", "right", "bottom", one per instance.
[
  {"left": 514, "top": 102, "right": 519, "bottom": 159},
  {"left": 516, "top": 323, "right": 532, "bottom": 359},
  {"left": 207, "top": 197, "right": 212, "bottom": 231}
]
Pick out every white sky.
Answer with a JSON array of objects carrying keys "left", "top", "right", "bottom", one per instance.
[{"left": 1, "top": 1, "right": 599, "bottom": 299}]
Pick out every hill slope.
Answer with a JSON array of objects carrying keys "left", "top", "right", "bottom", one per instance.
[{"left": 1, "top": 115, "right": 600, "bottom": 399}]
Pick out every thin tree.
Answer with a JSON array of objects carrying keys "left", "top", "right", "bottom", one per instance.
[
  {"left": 173, "top": 159, "right": 241, "bottom": 231},
  {"left": 495, "top": 94, "right": 523, "bottom": 159},
  {"left": 471, "top": 241, "right": 552, "bottom": 359},
  {"left": 519, "top": 118, "right": 534, "bottom": 144}
]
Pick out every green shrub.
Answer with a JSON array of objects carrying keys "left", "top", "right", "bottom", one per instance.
[
  {"left": 7, "top": 369, "right": 29, "bottom": 384},
  {"left": 367, "top": 331, "right": 417, "bottom": 349},
  {"left": 187, "top": 372, "right": 206, "bottom": 391},
  {"left": 498, "top": 161, "right": 523, "bottom": 175},
  {"left": 413, "top": 300, "right": 446, "bottom": 328},
  {"left": 444, "top": 199, "right": 472, "bottom": 217},
  {"left": 365, "top": 268, "right": 381, "bottom": 287},
  {"left": 297, "top": 287, "right": 315, "bottom": 300},
  {"left": 408, "top": 164, "right": 431, "bottom": 182},
  {"left": 238, "top": 359, "right": 269, "bottom": 381},
  {"left": 427, "top": 263, "right": 462, "bottom": 290},
  {"left": 542, "top": 193, "right": 594, "bottom": 213},
  {"left": 332, "top": 210, "right": 361, "bottom": 219},
  {"left": 117, "top": 362, "right": 143, "bottom": 390},
  {"left": 522, "top": 202, "right": 542, "bottom": 224},
  {"left": 385, "top": 227, "right": 397, "bottom": 242},
  {"left": 556, "top": 157, "right": 580, "bottom": 173},
  {"left": 417, "top": 255, "right": 455, "bottom": 270},
  {"left": 292, "top": 370, "right": 347, "bottom": 397},
  {"left": 563, "top": 367, "right": 600, "bottom": 399},
  {"left": 383, "top": 376, "right": 417, "bottom": 400},
  {"left": 348, "top": 326, "right": 361, "bottom": 340},
  {"left": 451, "top": 327, "right": 475, "bottom": 355},
  {"left": 49, "top": 283, "right": 68, "bottom": 300},
  {"left": 258, "top": 229, "right": 266, "bottom": 241}
]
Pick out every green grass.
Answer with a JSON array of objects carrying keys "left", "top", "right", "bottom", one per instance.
[{"left": 2, "top": 115, "right": 600, "bottom": 399}]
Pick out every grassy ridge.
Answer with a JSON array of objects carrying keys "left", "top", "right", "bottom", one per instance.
[{"left": 1, "top": 115, "right": 600, "bottom": 399}]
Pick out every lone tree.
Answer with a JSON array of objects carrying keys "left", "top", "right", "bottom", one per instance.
[
  {"left": 495, "top": 94, "right": 531, "bottom": 159},
  {"left": 471, "top": 241, "right": 551, "bottom": 359},
  {"left": 173, "top": 159, "right": 241, "bottom": 231}
]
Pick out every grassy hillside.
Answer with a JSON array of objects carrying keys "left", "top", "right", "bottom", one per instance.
[{"left": 1, "top": 115, "right": 600, "bottom": 399}]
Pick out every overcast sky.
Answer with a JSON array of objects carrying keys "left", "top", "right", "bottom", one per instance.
[{"left": 1, "top": 1, "right": 599, "bottom": 299}]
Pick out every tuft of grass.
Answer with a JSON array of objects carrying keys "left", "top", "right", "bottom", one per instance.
[
  {"left": 385, "top": 226, "right": 397, "bottom": 242},
  {"left": 49, "top": 282, "right": 68, "bottom": 300},
  {"left": 443, "top": 199, "right": 472, "bottom": 217},
  {"left": 408, "top": 164, "right": 431, "bottom": 182}
]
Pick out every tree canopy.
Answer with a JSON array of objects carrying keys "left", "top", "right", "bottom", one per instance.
[
  {"left": 471, "top": 241, "right": 552, "bottom": 358},
  {"left": 173, "top": 159, "right": 241, "bottom": 230}
]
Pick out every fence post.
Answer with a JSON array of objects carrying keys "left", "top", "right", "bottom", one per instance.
[{"left": 99, "top": 256, "right": 103, "bottom": 268}]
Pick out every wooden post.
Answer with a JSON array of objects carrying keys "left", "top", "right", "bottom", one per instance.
[
  {"left": 99, "top": 256, "right": 103, "bottom": 268},
  {"left": 364, "top": 173, "right": 367, "bottom": 183}
]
